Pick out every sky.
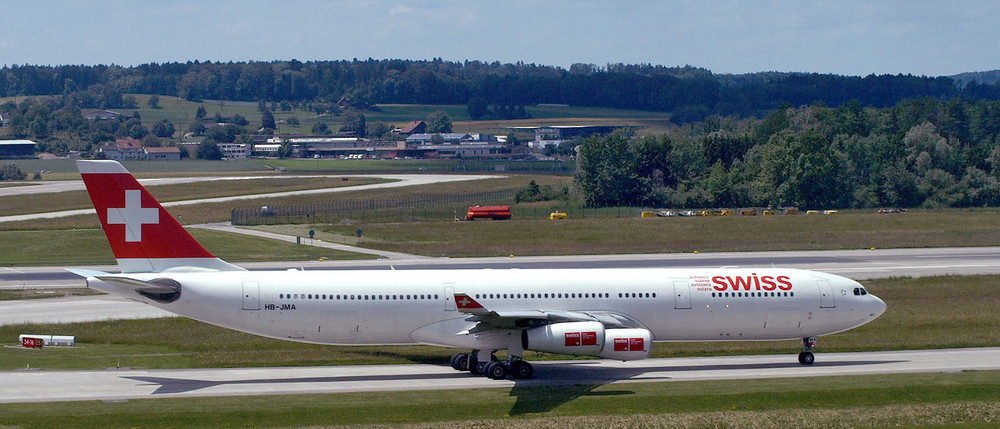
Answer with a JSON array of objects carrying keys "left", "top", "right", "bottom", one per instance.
[{"left": 2, "top": 1, "right": 999, "bottom": 77}]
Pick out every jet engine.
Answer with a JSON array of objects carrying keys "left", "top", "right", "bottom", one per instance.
[{"left": 522, "top": 321, "right": 652, "bottom": 361}]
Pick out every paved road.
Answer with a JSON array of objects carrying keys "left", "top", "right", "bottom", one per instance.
[
  {"left": 1, "top": 348, "right": 996, "bottom": 403},
  {"left": 7, "top": 246, "right": 1000, "bottom": 290},
  {"left": 0, "top": 295, "right": 174, "bottom": 326}
]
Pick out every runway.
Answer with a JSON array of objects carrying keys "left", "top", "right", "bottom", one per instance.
[
  {"left": 7, "top": 245, "right": 1000, "bottom": 290},
  {"left": 1, "top": 347, "right": 996, "bottom": 403}
]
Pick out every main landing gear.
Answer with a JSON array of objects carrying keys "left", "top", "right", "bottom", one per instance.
[
  {"left": 450, "top": 350, "right": 534, "bottom": 380},
  {"left": 798, "top": 336, "right": 817, "bottom": 365}
]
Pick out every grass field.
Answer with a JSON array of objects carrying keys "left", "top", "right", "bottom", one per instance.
[
  {"left": 1, "top": 275, "right": 996, "bottom": 370},
  {"left": 0, "top": 288, "right": 101, "bottom": 301},
  {"left": 314, "top": 209, "right": 1000, "bottom": 257},
  {"left": 0, "top": 370, "right": 997, "bottom": 427},
  {"left": 0, "top": 175, "right": 559, "bottom": 232},
  {"left": 0, "top": 228, "right": 372, "bottom": 266}
]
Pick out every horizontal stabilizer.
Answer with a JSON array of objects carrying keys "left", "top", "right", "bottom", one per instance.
[{"left": 94, "top": 275, "right": 182, "bottom": 303}]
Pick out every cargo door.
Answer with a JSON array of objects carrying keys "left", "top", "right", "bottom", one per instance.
[
  {"left": 817, "top": 279, "right": 835, "bottom": 308},
  {"left": 673, "top": 281, "right": 692, "bottom": 309},
  {"left": 242, "top": 281, "right": 260, "bottom": 310}
]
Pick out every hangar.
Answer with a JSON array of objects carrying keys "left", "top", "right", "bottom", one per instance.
[{"left": 0, "top": 140, "right": 36, "bottom": 158}]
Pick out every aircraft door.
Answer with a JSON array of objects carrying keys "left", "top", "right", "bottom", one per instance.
[
  {"left": 444, "top": 285, "right": 456, "bottom": 311},
  {"left": 242, "top": 281, "right": 260, "bottom": 310},
  {"left": 817, "top": 279, "right": 835, "bottom": 308},
  {"left": 673, "top": 281, "right": 692, "bottom": 309}
]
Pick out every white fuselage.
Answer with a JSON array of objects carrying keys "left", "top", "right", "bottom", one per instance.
[{"left": 93, "top": 267, "right": 886, "bottom": 349}]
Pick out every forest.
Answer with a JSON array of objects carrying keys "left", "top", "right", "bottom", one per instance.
[
  {"left": 3, "top": 59, "right": 1000, "bottom": 121},
  {"left": 576, "top": 97, "right": 1000, "bottom": 210}
]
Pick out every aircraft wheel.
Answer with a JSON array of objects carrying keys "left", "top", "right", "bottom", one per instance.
[
  {"left": 798, "top": 351, "right": 815, "bottom": 365},
  {"left": 451, "top": 353, "right": 469, "bottom": 371},
  {"left": 469, "top": 354, "right": 483, "bottom": 375},
  {"left": 511, "top": 361, "right": 533, "bottom": 379},
  {"left": 486, "top": 361, "right": 508, "bottom": 380}
]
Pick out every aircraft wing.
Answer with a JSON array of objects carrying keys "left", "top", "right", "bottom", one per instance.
[{"left": 454, "top": 293, "right": 638, "bottom": 333}]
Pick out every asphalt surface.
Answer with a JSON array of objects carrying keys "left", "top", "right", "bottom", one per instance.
[
  {"left": 6, "top": 245, "right": 1000, "bottom": 290},
  {"left": 1, "top": 348, "right": 997, "bottom": 403}
]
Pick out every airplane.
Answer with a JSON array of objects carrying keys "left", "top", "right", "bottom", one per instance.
[{"left": 70, "top": 160, "right": 886, "bottom": 380}]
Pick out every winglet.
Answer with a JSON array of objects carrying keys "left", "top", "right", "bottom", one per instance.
[
  {"left": 454, "top": 293, "right": 487, "bottom": 314},
  {"left": 77, "top": 160, "right": 245, "bottom": 273}
]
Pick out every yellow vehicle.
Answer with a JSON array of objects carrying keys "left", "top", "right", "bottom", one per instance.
[{"left": 549, "top": 211, "right": 568, "bottom": 220}]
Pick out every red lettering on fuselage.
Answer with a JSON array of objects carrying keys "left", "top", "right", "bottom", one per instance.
[{"left": 712, "top": 273, "right": 793, "bottom": 291}]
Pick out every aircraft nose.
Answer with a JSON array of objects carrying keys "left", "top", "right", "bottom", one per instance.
[{"left": 871, "top": 295, "right": 887, "bottom": 318}]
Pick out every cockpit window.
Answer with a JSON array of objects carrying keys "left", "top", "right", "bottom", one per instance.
[{"left": 853, "top": 287, "right": 869, "bottom": 296}]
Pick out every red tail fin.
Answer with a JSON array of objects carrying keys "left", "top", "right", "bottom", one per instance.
[{"left": 77, "top": 160, "right": 244, "bottom": 273}]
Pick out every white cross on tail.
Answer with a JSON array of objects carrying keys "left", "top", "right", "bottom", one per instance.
[{"left": 107, "top": 189, "right": 159, "bottom": 242}]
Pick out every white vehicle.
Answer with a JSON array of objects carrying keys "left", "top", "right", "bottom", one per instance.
[{"left": 71, "top": 160, "right": 886, "bottom": 380}]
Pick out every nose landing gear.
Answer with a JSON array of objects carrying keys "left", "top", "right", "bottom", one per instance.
[{"left": 798, "top": 337, "right": 817, "bottom": 365}]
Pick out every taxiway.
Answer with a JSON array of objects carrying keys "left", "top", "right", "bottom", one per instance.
[{"left": 0, "top": 347, "right": 996, "bottom": 403}]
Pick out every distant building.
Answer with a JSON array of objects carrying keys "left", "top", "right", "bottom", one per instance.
[
  {"left": 217, "top": 143, "right": 250, "bottom": 159},
  {"left": 506, "top": 125, "right": 640, "bottom": 149},
  {"left": 100, "top": 139, "right": 145, "bottom": 160},
  {"left": 0, "top": 140, "right": 36, "bottom": 158},
  {"left": 144, "top": 146, "right": 181, "bottom": 161},
  {"left": 397, "top": 120, "right": 426, "bottom": 135},
  {"left": 83, "top": 110, "right": 123, "bottom": 121},
  {"left": 415, "top": 143, "right": 511, "bottom": 159},
  {"left": 406, "top": 133, "right": 497, "bottom": 145},
  {"left": 99, "top": 139, "right": 180, "bottom": 160}
]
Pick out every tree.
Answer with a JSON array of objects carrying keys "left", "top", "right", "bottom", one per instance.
[
  {"left": 231, "top": 114, "right": 249, "bottom": 126},
  {"left": 311, "top": 122, "right": 330, "bottom": 134},
  {"left": 29, "top": 117, "right": 49, "bottom": 140},
  {"left": 575, "top": 131, "right": 657, "bottom": 207},
  {"left": 426, "top": 110, "right": 452, "bottom": 133},
  {"left": 196, "top": 142, "right": 223, "bottom": 160},
  {"left": 0, "top": 163, "right": 26, "bottom": 181},
  {"left": 261, "top": 109, "right": 276, "bottom": 130},
  {"left": 277, "top": 136, "right": 294, "bottom": 158},
  {"left": 148, "top": 95, "right": 160, "bottom": 109},
  {"left": 341, "top": 110, "right": 366, "bottom": 137},
  {"left": 188, "top": 122, "right": 206, "bottom": 135},
  {"left": 366, "top": 120, "right": 390, "bottom": 140},
  {"left": 196, "top": 105, "right": 207, "bottom": 119},
  {"left": 122, "top": 95, "right": 138, "bottom": 109},
  {"left": 152, "top": 120, "right": 175, "bottom": 138},
  {"left": 467, "top": 97, "right": 488, "bottom": 120}
]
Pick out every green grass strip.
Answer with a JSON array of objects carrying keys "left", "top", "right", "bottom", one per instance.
[{"left": 0, "top": 371, "right": 998, "bottom": 428}]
